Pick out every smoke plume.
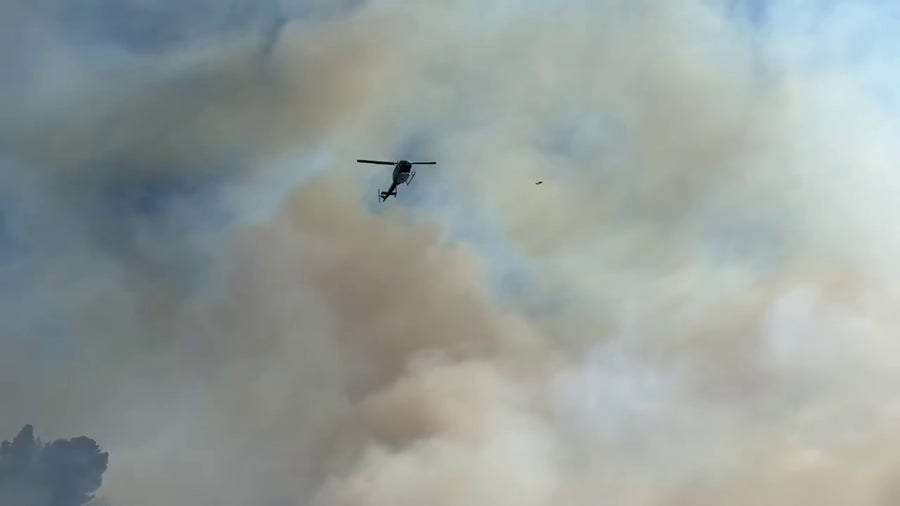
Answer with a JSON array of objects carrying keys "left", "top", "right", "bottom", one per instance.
[{"left": 2, "top": 1, "right": 900, "bottom": 505}]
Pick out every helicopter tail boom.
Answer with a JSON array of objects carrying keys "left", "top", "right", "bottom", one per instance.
[{"left": 379, "top": 182, "right": 399, "bottom": 202}]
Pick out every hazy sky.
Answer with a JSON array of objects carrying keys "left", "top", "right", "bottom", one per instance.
[{"left": 2, "top": 1, "right": 900, "bottom": 505}]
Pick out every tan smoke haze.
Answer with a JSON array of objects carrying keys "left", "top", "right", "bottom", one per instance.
[{"left": 2, "top": 0, "right": 900, "bottom": 505}]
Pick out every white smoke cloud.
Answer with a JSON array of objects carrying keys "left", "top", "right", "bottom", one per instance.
[{"left": 3, "top": 1, "right": 900, "bottom": 505}]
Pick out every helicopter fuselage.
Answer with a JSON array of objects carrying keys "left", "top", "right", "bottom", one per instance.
[{"left": 392, "top": 160, "right": 413, "bottom": 184}]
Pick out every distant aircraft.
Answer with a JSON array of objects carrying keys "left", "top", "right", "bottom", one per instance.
[
  {"left": 535, "top": 181, "right": 543, "bottom": 185},
  {"left": 357, "top": 159, "right": 437, "bottom": 202}
]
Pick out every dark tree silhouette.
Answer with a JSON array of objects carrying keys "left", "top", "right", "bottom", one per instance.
[{"left": 0, "top": 425, "right": 108, "bottom": 506}]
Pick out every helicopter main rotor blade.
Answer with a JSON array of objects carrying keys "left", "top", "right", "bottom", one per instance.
[
  {"left": 410, "top": 161, "right": 437, "bottom": 165},
  {"left": 357, "top": 159, "right": 396, "bottom": 165}
]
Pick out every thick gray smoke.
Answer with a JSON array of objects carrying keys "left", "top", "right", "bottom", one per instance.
[
  {"left": 2, "top": 1, "right": 900, "bottom": 505},
  {"left": 0, "top": 425, "right": 108, "bottom": 506}
]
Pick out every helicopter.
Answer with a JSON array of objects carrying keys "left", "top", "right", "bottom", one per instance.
[{"left": 357, "top": 159, "right": 437, "bottom": 202}]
